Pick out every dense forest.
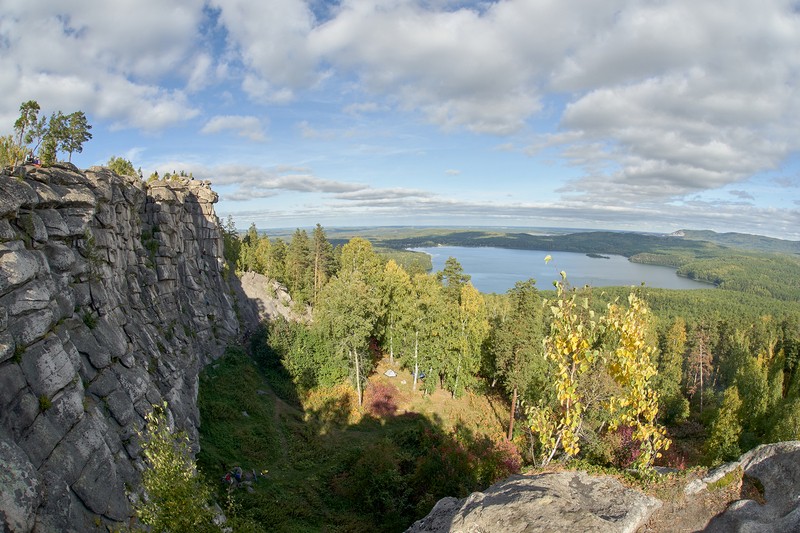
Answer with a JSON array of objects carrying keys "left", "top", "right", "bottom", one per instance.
[{"left": 190, "top": 222, "right": 800, "bottom": 531}]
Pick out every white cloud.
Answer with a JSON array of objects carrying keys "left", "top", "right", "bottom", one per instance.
[
  {"left": 185, "top": 163, "right": 366, "bottom": 201},
  {"left": 210, "top": 0, "right": 318, "bottom": 91},
  {"left": 0, "top": 0, "right": 208, "bottom": 130},
  {"left": 343, "top": 102, "right": 385, "bottom": 115},
  {"left": 201, "top": 115, "right": 267, "bottom": 141},
  {"left": 544, "top": 0, "right": 800, "bottom": 205}
]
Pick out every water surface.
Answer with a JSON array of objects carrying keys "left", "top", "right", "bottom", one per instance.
[{"left": 410, "top": 246, "right": 711, "bottom": 293}]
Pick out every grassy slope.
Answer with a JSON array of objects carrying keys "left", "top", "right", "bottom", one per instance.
[{"left": 197, "top": 348, "right": 511, "bottom": 532}]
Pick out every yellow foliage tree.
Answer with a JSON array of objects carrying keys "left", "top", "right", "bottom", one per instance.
[{"left": 528, "top": 274, "right": 670, "bottom": 472}]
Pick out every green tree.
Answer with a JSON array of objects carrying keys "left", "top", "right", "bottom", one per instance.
[
  {"left": 656, "top": 317, "right": 690, "bottom": 424},
  {"left": 135, "top": 403, "right": 218, "bottom": 532},
  {"left": 42, "top": 111, "right": 67, "bottom": 164},
  {"left": 286, "top": 229, "right": 311, "bottom": 304},
  {"left": 0, "top": 135, "right": 26, "bottom": 169},
  {"left": 108, "top": 156, "right": 136, "bottom": 176},
  {"left": 315, "top": 270, "right": 379, "bottom": 406},
  {"left": 704, "top": 386, "right": 743, "bottom": 465},
  {"left": 238, "top": 223, "right": 261, "bottom": 273},
  {"left": 13, "top": 100, "right": 40, "bottom": 165},
  {"left": 379, "top": 260, "right": 413, "bottom": 365},
  {"left": 221, "top": 216, "right": 241, "bottom": 267},
  {"left": 446, "top": 283, "right": 489, "bottom": 398},
  {"left": 62, "top": 111, "right": 92, "bottom": 161},
  {"left": 39, "top": 132, "right": 57, "bottom": 166},
  {"left": 269, "top": 238, "right": 288, "bottom": 285},
  {"left": 339, "top": 237, "right": 384, "bottom": 286},
  {"left": 686, "top": 323, "right": 715, "bottom": 413},
  {"left": 24, "top": 115, "right": 48, "bottom": 157},
  {"left": 491, "top": 279, "right": 547, "bottom": 439},
  {"left": 769, "top": 397, "right": 800, "bottom": 441},
  {"left": 437, "top": 257, "right": 471, "bottom": 303},
  {"left": 311, "top": 224, "right": 335, "bottom": 304},
  {"left": 407, "top": 273, "right": 447, "bottom": 392}
]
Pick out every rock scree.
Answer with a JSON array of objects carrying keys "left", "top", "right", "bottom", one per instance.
[
  {"left": 0, "top": 164, "right": 239, "bottom": 532},
  {"left": 405, "top": 471, "right": 661, "bottom": 533}
]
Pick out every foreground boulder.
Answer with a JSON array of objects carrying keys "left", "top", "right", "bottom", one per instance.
[
  {"left": 698, "top": 441, "right": 800, "bottom": 532},
  {"left": 406, "top": 471, "right": 661, "bottom": 533}
]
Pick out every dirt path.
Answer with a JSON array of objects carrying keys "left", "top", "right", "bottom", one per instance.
[{"left": 637, "top": 469, "right": 757, "bottom": 532}]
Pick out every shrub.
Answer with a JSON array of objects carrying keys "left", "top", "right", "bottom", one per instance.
[
  {"left": 39, "top": 395, "right": 52, "bottom": 411},
  {"left": 364, "top": 381, "right": 399, "bottom": 418},
  {"left": 135, "top": 402, "right": 219, "bottom": 532}
]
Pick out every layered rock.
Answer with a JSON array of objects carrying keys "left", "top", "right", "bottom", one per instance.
[
  {"left": 0, "top": 164, "right": 239, "bottom": 532},
  {"left": 697, "top": 441, "right": 800, "bottom": 532},
  {"left": 406, "top": 471, "right": 661, "bottom": 533}
]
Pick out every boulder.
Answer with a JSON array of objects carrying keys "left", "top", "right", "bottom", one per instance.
[
  {"left": 406, "top": 471, "right": 661, "bottom": 533},
  {"left": 702, "top": 441, "right": 800, "bottom": 532}
]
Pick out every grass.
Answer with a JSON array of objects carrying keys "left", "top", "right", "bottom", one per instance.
[{"left": 197, "top": 346, "right": 517, "bottom": 532}]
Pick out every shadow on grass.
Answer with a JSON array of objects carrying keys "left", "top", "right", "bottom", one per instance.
[{"left": 197, "top": 339, "right": 521, "bottom": 533}]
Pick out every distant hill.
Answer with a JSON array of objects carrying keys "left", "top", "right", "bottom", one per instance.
[{"left": 670, "top": 229, "right": 800, "bottom": 255}]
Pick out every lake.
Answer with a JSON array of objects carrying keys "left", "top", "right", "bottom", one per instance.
[{"left": 409, "top": 246, "right": 712, "bottom": 293}]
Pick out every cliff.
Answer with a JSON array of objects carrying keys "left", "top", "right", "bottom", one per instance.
[{"left": 0, "top": 164, "right": 239, "bottom": 532}]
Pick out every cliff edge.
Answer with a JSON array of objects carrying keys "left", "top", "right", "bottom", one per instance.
[{"left": 0, "top": 164, "right": 239, "bottom": 532}]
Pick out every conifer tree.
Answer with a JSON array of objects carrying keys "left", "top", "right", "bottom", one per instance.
[
  {"left": 704, "top": 386, "right": 743, "bottom": 465},
  {"left": 656, "top": 317, "right": 689, "bottom": 423}
]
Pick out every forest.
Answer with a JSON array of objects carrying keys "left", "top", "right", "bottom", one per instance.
[{"left": 187, "top": 221, "right": 800, "bottom": 531}]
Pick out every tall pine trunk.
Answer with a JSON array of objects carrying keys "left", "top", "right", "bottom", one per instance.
[
  {"left": 352, "top": 348, "right": 362, "bottom": 407},
  {"left": 413, "top": 330, "right": 419, "bottom": 391},
  {"left": 508, "top": 386, "right": 518, "bottom": 440}
]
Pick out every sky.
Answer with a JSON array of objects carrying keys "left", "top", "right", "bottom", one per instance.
[{"left": 2, "top": 1, "right": 799, "bottom": 240}]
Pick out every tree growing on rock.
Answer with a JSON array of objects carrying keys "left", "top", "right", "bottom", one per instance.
[
  {"left": 108, "top": 156, "right": 137, "bottom": 176},
  {"left": 135, "top": 403, "right": 218, "bottom": 532}
]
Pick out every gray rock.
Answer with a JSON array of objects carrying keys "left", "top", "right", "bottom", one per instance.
[
  {"left": 0, "top": 279, "right": 52, "bottom": 315},
  {"left": 44, "top": 241, "right": 76, "bottom": 271},
  {"left": 20, "top": 335, "right": 75, "bottom": 399},
  {"left": 0, "top": 177, "right": 38, "bottom": 217},
  {"left": 18, "top": 211, "right": 48, "bottom": 242},
  {"left": 406, "top": 472, "right": 661, "bottom": 533},
  {"left": 0, "top": 249, "right": 40, "bottom": 292},
  {"left": 0, "top": 433, "right": 40, "bottom": 533},
  {"left": 0, "top": 168, "right": 238, "bottom": 531},
  {"left": 703, "top": 441, "right": 800, "bottom": 533},
  {"left": 0, "top": 362, "right": 28, "bottom": 409},
  {"left": 0, "top": 331, "right": 15, "bottom": 364},
  {"left": 6, "top": 306, "right": 55, "bottom": 347},
  {"left": 70, "top": 324, "right": 110, "bottom": 369}
]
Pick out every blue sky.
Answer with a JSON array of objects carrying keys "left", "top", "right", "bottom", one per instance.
[{"left": 2, "top": 0, "right": 799, "bottom": 239}]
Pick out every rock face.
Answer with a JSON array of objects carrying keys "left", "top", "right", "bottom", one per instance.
[
  {"left": 0, "top": 164, "right": 239, "bottom": 532},
  {"left": 699, "top": 441, "right": 800, "bottom": 532},
  {"left": 406, "top": 471, "right": 661, "bottom": 533},
  {"left": 236, "top": 271, "right": 310, "bottom": 327}
]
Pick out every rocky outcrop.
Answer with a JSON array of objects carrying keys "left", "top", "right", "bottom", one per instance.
[
  {"left": 406, "top": 471, "right": 661, "bottom": 533},
  {"left": 698, "top": 441, "right": 800, "bottom": 532},
  {"left": 0, "top": 164, "right": 239, "bottom": 532},
  {"left": 236, "top": 271, "right": 310, "bottom": 328}
]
